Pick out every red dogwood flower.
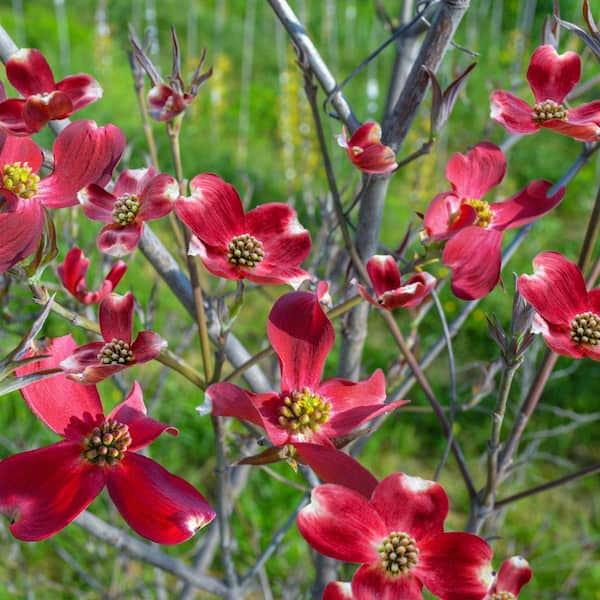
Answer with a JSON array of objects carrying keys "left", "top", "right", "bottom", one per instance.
[
  {"left": 422, "top": 142, "right": 564, "bottom": 300},
  {"left": 517, "top": 251, "right": 600, "bottom": 361},
  {"left": 176, "top": 174, "right": 311, "bottom": 287},
  {"left": 357, "top": 255, "right": 436, "bottom": 310},
  {"left": 0, "top": 336, "right": 215, "bottom": 543},
  {"left": 58, "top": 247, "right": 127, "bottom": 304},
  {"left": 79, "top": 167, "right": 180, "bottom": 256},
  {"left": 323, "top": 582, "right": 353, "bottom": 599},
  {"left": 0, "top": 119, "right": 125, "bottom": 275},
  {"left": 206, "top": 288, "right": 406, "bottom": 462},
  {"left": 491, "top": 45, "right": 600, "bottom": 142},
  {"left": 485, "top": 556, "right": 532, "bottom": 599},
  {"left": 61, "top": 292, "right": 165, "bottom": 383},
  {"left": 0, "top": 48, "right": 102, "bottom": 135},
  {"left": 297, "top": 472, "right": 493, "bottom": 600},
  {"left": 337, "top": 122, "right": 398, "bottom": 174}
]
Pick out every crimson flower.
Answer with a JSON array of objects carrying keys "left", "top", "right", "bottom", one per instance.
[
  {"left": 79, "top": 167, "right": 179, "bottom": 256},
  {"left": 61, "top": 292, "right": 165, "bottom": 384},
  {"left": 297, "top": 472, "right": 493, "bottom": 600},
  {"left": 357, "top": 255, "right": 436, "bottom": 310},
  {"left": 0, "top": 119, "right": 125, "bottom": 275},
  {"left": 517, "top": 251, "right": 600, "bottom": 361},
  {"left": 58, "top": 247, "right": 127, "bottom": 304},
  {"left": 491, "top": 45, "right": 600, "bottom": 142},
  {"left": 422, "top": 142, "right": 564, "bottom": 300},
  {"left": 0, "top": 48, "right": 102, "bottom": 135},
  {"left": 337, "top": 122, "right": 398, "bottom": 174},
  {"left": 0, "top": 336, "right": 215, "bottom": 543},
  {"left": 176, "top": 174, "right": 311, "bottom": 287},
  {"left": 207, "top": 288, "right": 406, "bottom": 463},
  {"left": 485, "top": 556, "right": 532, "bottom": 600}
]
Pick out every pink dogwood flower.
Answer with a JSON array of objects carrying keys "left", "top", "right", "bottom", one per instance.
[
  {"left": 337, "top": 122, "right": 398, "bottom": 174},
  {"left": 297, "top": 472, "right": 493, "bottom": 600},
  {"left": 485, "top": 556, "right": 532, "bottom": 599},
  {"left": 61, "top": 292, "right": 165, "bottom": 384},
  {"left": 323, "top": 582, "right": 353, "bottom": 599},
  {"left": 0, "top": 335, "right": 215, "bottom": 543},
  {"left": 58, "top": 247, "right": 127, "bottom": 304},
  {"left": 357, "top": 255, "right": 436, "bottom": 310},
  {"left": 176, "top": 174, "right": 311, "bottom": 287},
  {"left": 79, "top": 167, "right": 180, "bottom": 256},
  {"left": 207, "top": 288, "right": 406, "bottom": 464},
  {"left": 422, "top": 142, "right": 564, "bottom": 300},
  {"left": 517, "top": 251, "right": 600, "bottom": 361},
  {"left": 0, "top": 119, "right": 125, "bottom": 275},
  {"left": 491, "top": 45, "right": 600, "bottom": 142},
  {"left": 0, "top": 48, "right": 102, "bottom": 135}
]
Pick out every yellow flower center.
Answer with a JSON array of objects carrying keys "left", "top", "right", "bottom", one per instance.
[
  {"left": 569, "top": 311, "right": 600, "bottom": 345},
  {"left": 378, "top": 531, "right": 419, "bottom": 575},
  {"left": 490, "top": 593, "right": 516, "bottom": 600},
  {"left": 277, "top": 388, "right": 331, "bottom": 435},
  {"left": 227, "top": 233, "right": 265, "bottom": 268},
  {"left": 532, "top": 99, "right": 567, "bottom": 123},
  {"left": 112, "top": 194, "right": 140, "bottom": 226},
  {"left": 2, "top": 162, "right": 40, "bottom": 199},
  {"left": 82, "top": 419, "right": 131, "bottom": 467},
  {"left": 465, "top": 199, "right": 493, "bottom": 228},
  {"left": 97, "top": 338, "right": 134, "bottom": 364}
]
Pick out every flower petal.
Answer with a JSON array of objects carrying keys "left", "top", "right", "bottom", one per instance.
[
  {"left": 443, "top": 227, "right": 503, "bottom": 300},
  {"left": 131, "top": 330, "right": 165, "bottom": 364},
  {"left": 323, "top": 581, "right": 354, "bottom": 600},
  {"left": 245, "top": 265, "right": 312, "bottom": 289},
  {"left": 371, "top": 473, "right": 448, "bottom": 542},
  {"left": 490, "top": 180, "right": 564, "bottom": 230},
  {"left": 60, "top": 341, "right": 125, "bottom": 384},
  {"left": 78, "top": 184, "right": 116, "bottom": 223},
  {"left": 539, "top": 323, "right": 588, "bottom": 359},
  {"left": 526, "top": 45, "right": 580, "bottom": 104},
  {"left": 267, "top": 290, "right": 335, "bottom": 392},
  {"left": 6, "top": 48, "right": 55, "bottom": 95},
  {"left": 188, "top": 238, "right": 241, "bottom": 280},
  {"left": 416, "top": 532, "right": 493, "bottom": 600},
  {"left": 348, "top": 122, "right": 383, "bottom": 147},
  {"left": 423, "top": 192, "right": 475, "bottom": 241},
  {"left": 55, "top": 73, "right": 102, "bottom": 112},
  {"left": 350, "top": 144, "right": 398, "bottom": 174},
  {"left": 445, "top": 142, "right": 506, "bottom": 199},
  {"left": 97, "top": 223, "right": 143, "bottom": 256},
  {"left": 23, "top": 91, "right": 72, "bottom": 130},
  {"left": 297, "top": 484, "right": 387, "bottom": 564},
  {"left": 138, "top": 174, "right": 180, "bottom": 221},
  {"left": 15, "top": 335, "right": 103, "bottom": 435},
  {"left": 0, "top": 132, "right": 43, "bottom": 171},
  {"left": 490, "top": 91, "right": 539, "bottom": 135},
  {"left": 366, "top": 255, "right": 401, "bottom": 298},
  {"left": 379, "top": 272, "right": 437, "bottom": 310},
  {"left": 100, "top": 292, "right": 134, "bottom": 344},
  {"left": 566, "top": 101, "right": 600, "bottom": 125},
  {"left": 352, "top": 565, "right": 423, "bottom": 600},
  {"left": 494, "top": 556, "right": 532, "bottom": 596},
  {"left": 543, "top": 119, "right": 600, "bottom": 142},
  {"left": 517, "top": 251, "right": 588, "bottom": 325},
  {"left": 0, "top": 99, "right": 32, "bottom": 135},
  {"left": 113, "top": 167, "right": 158, "bottom": 197},
  {"left": 0, "top": 441, "right": 104, "bottom": 541},
  {"left": 109, "top": 382, "right": 176, "bottom": 451},
  {"left": 175, "top": 173, "right": 244, "bottom": 247},
  {"left": 106, "top": 453, "right": 215, "bottom": 544}
]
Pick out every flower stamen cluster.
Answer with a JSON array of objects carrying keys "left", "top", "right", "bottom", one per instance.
[
  {"left": 227, "top": 233, "right": 264, "bottom": 268},
  {"left": 378, "top": 531, "right": 419, "bottom": 575},
  {"left": 532, "top": 100, "right": 567, "bottom": 123},
  {"left": 466, "top": 198, "right": 492, "bottom": 228},
  {"left": 2, "top": 162, "right": 40, "bottom": 199},
  {"left": 277, "top": 388, "right": 331, "bottom": 435},
  {"left": 112, "top": 194, "right": 140, "bottom": 226},
  {"left": 98, "top": 338, "right": 134, "bottom": 364},
  {"left": 569, "top": 312, "right": 600, "bottom": 345},
  {"left": 82, "top": 419, "right": 131, "bottom": 466}
]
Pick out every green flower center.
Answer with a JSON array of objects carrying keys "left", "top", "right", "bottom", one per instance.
[
  {"left": 465, "top": 199, "right": 492, "bottom": 228},
  {"left": 378, "top": 531, "right": 419, "bottom": 575},
  {"left": 97, "top": 338, "right": 134, "bottom": 365},
  {"left": 277, "top": 388, "right": 331, "bottom": 435},
  {"left": 569, "top": 311, "right": 600, "bottom": 345},
  {"left": 490, "top": 593, "right": 516, "bottom": 600},
  {"left": 112, "top": 194, "right": 140, "bottom": 226},
  {"left": 83, "top": 419, "right": 131, "bottom": 467},
  {"left": 2, "top": 162, "right": 40, "bottom": 199},
  {"left": 227, "top": 233, "right": 265, "bottom": 268},
  {"left": 532, "top": 99, "right": 567, "bottom": 123}
]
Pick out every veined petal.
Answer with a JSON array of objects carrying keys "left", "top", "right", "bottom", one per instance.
[
  {"left": 517, "top": 251, "right": 588, "bottom": 325},
  {"left": 0, "top": 441, "right": 104, "bottom": 541},
  {"left": 445, "top": 142, "right": 506, "bottom": 199},
  {"left": 130, "top": 331, "right": 165, "bottom": 364},
  {"left": 267, "top": 290, "right": 335, "bottom": 392},
  {"left": 366, "top": 255, "right": 401, "bottom": 298},
  {"left": 490, "top": 91, "right": 539, "bottom": 135},
  {"left": 60, "top": 341, "right": 125, "bottom": 384},
  {"left": 493, "top": 556, "right": 532, "bottom": 596},
  {"left": 526, "top": 45, "right": 580, "bottom": 104},
  {"left": 16, "top": 335, "right": 103, "bottom": 436},
  {"left": 245, "top": 265, "right": 312, "bottom": 289},
  {"left": 97, "top": 223, "right": 143, "bottom": 256},
  {"left": 379, "top": 272, "right": 437, "bottom": 310},
  {"left": 78, "top": 185, "right": 116, "bottom": 223},
  {"left": 56, "top": 73, "right": 103, "bottom": 111},
  {"left": 23, "top": 91, "right": 72, "bottom": 130},
  {"left": 138, "top": 174, "right": 180, "bottom": 221},
  {"left": 189, "top": 239, "right": 241, "bottom": 280},
  {"left": 99, "top": 292, "right": 134, "bottom": 344},
  {"left": 352, "top": 565, "right": 423, "bottom": 600},
  {"left": 0, "top": 99, "right": 32, "bottom": 135},
  {"left": 371, "top": 473, "right": 448, "bottom": 542},
  {"left": 540, "top": 323, "right": 588, "bottom": 359},
  {"left": 109, "top": 382, "right": 176, "bottom": 452},
  {"left": 113, "top": 167, "right": 158, "bottom": 197},
  {"left": 543, "top": 119, "right": 600, "bottom": 142},
  {"left": 0, "top": 132, "right": 43, "bottom": 171},
  {"left": 566, "top": 101, "right": 600, "bottom": 125},
  {"left": 423, "top": 192, "right": 475, "bottom": 241},
  {"left": 57, "top": 247, "right": 89, "bottom": 295},
  {"left": 323, "top": 581, "right": 354, "bottom": 600},
  {"left": 443, "top": 227, "right": 503, "bottom": 300},
  {"left": 297, "top": 484, "right": 387, "bottom": 564},
  {"left": 350, "top": 144, "right": 398, "bottom": 174},
  {"left": 417, "top": 532, "right": 493, "bottom": 600},
  {"left": 106, "top": 453, "right": 215, "bottom": 544},
  {"left": 348, "top": 122, "right": 383, "bottom": 147},
  {"left": 6, "top": 48, "right": 55, "bottom": 95},
  {"left": 490, "top": 180, "right": 564, "bottom": 230}
]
